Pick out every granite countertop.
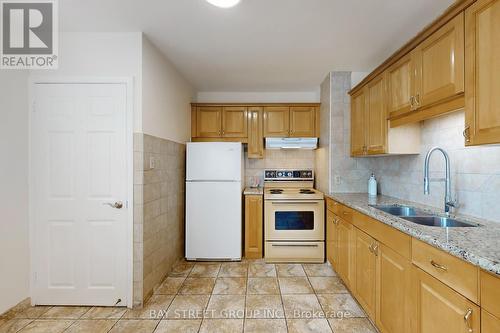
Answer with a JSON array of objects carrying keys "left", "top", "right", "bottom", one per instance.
[
  {"left": 244, "top": 187, "right": 263, "bottom": 195},
  {"left": 326, "top": 193, "right": 500, "bottom": 276}
]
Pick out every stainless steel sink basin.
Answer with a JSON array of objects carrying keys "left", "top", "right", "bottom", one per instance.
[
  {"left": 370, "top": 205, "right": 426, "bottom": 217},
  {"left": 401, "top": 216, "right": 479, "bottom": 228},
  {"left": 371, "top": 204, "right": 479, "bottom": 228}
]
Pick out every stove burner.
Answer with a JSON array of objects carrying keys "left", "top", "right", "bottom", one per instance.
[
  {"left": 299, "top": 189, "right": 315, "bottom": 194},
  {"left": 270, "top": 189, "right": 284, "bottom": 194}
]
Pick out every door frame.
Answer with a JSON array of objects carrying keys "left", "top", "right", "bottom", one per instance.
[{"left": 28, "top": 77, "right": 134, "bottom": 308}]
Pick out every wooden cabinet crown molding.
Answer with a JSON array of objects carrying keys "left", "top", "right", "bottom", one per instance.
[
  {"left": 191, "top": 102, "right": 321, "bottom": 107},
  {"left": 349, "top": 0, "right": 476, "bottom": 96}
]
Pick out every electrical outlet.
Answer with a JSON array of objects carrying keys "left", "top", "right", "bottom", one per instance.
[
  {"left": 334, "top": 175, "right": 341, "bottom": 185},
  {"left": 149, "top": 156, "right": 155, "bottom": 169}
]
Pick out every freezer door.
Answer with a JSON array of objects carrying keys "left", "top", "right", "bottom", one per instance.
[
  {"left": 186, "top": 142, "right": 242, "bottom": 181},
  {"left": 186, "top": 181, "right": 242, "bottom": 260}
]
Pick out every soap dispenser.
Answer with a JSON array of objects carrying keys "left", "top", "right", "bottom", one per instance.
[{"left": 368, "top": 173, "right": 377, "bottom": 197}]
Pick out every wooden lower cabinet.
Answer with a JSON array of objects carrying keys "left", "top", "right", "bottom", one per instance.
[
  {"left": 337, "top": 219, "right": 356, "bottom": 289},
  {"left": 354, "top": 229, "right": 377, "bottom": 319},
  {"left": 327, "top": 199, "right": 495, "bottom": 333},
  {"left": 376, "top": 244, "right": 411, "bottom": 333},
  {"left": 244, "top": 195, "right": 263, "bottom": 259},
  {"left": 326, "top": 211, "right": 338, "bottom": 270},
  {"left": 482, "top": 310, "right": 500, "bottom": 333},
  {"left": 410, "top": 266, "right": 480, "bottom": 333}
]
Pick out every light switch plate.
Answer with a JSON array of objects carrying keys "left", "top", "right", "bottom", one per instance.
[
  {"left": 334, "top": 175, "right": 341, "bottom": 185},
  {"left": 149, "top": 156, "right": 155, "bottom": 169}
]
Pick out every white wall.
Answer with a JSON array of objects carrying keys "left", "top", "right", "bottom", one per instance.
[
  {"left": 0, "top": 70, "right": 30, "bottom": 314},
  {"left": 39, "top": 32, "right": 143, "bottom": 132},
  {"left": 196, "top": 91, "right": 320, "bottom": 103},
  {"left": 351, "top": 72, "right": 369, "bottom": 88},
  {"left": 142, "top": 37, "right": 194, "bottom": 143}
]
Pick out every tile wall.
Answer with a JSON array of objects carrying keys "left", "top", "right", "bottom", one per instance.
[
  {"left": 133, "top": 133, "right": 186, "bottom": 306},
  {"left": 367, "top": 111, "right": 500, "bottom": 222},
  {"left": 327, "top": 72, "right": 372, "bottom": 193},
  {"left": 245, "top": 149, "right": 315, "bottom": 187},
  {"left": 320, "top": 71, "right": 500, "bottom": 223},
  {"left": 315, "top": 73, "right": 331, "bottom": 194}
]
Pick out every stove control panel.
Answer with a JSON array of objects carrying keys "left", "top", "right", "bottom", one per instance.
[{"left": 264, "top": 169, "right": 313, "bottom": 181}]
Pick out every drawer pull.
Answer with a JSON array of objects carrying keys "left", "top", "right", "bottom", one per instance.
[
  {"left": 463, "top": 308, "right": 473, "bottom": 333},
  {"left": 342, "top": 211, "right": 350, "bottom": 216},
  {"left": 430, "top": 260, "right": 448, "bottom": 271}
]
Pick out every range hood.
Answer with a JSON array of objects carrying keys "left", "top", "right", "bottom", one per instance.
[{"left": 265, "top": 137, "right": 318, "bottom": 150}]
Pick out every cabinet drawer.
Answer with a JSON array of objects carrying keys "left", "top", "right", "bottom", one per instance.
[
  {"left": 265, "top": 241, "right": 324, "bottom": 263},
  {"left": 412, "top": 239, "right": 479, "bottom": 303},
  {"left": 326, "top": 199, "right": 353, "bottom": 223},
  {"left": 352, "top": 211, "right": 411, "bottom": 259},
  {"left": 482, "top": 309, "right": 500, "bottom": 333},
  {"left": 481, "top": 270, "right": 500, "bottom": 318},
  {"left": 326, "top": 198, "right": 340, "bottom": 214}
]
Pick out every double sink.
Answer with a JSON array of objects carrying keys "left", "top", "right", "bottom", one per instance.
[{"left": 370, "top": 205, "right": 479, "bottom": 228}]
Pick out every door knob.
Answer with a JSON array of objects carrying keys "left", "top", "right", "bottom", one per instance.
[{"left": 104, "top": 201, "right": 123, "bottom": 209}]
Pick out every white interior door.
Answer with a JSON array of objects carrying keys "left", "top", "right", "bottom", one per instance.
[{"left": 31, "top": 83, "right": 129, "bottom": 306}]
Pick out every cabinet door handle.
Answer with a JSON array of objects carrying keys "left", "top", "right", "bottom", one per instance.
[
  {"left": 430, "top": 260, "right": 448, "bottom": 271},
  {"left": 372, "top": 243, "right": 379, "bottom": 256},
  {"left": 463, "top": 308, "right": 473, "bottom": 333},
  {"left": 463, "top": 125, "right": 471, "bottom": 143},
  {"left": 415, "top": 93, "right": 420, "bottom": 107},
  {"left": 409, "top": 96, "right": 415, "bottom": 110}
]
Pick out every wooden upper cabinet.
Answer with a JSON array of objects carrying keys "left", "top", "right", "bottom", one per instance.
[
  {"left": 247, "top": 107, "right": 264, "bottom": 159},
  {"left": 410, "top": 266, "right": 480, "bottom": 333},
  {"left": 289, "top": 106, "right": 316, "bottom": 137},
  {"left": 465, "top": 0, "right": 500, "bottom": 145},
  {"left": 222, "top": 106, "right": 248, "bottom": 138},
  {"left": 351, "top": 89, "right": 367, "bottom": 156},
  {"left": 366, "top": 75, "right": 387, "bottom": 155},
  {"left": 263, "top": 106, "right": 290, "bottom": 137},
  {"left": 386, "top": 53, "right": 415, "bottom": 117},
  {"left": 414, "top": 13, "right": 464, "bottom": 109},
  {"left": 196, "top": 106, "right": 222, "bottom": 137},
  {"left": 355, "top": 229, "right": 377, "bottom": 319}
]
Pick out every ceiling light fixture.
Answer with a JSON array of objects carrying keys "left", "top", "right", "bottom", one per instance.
[{"left": 205, "top": 0, "right": 241, "bottom": 8}]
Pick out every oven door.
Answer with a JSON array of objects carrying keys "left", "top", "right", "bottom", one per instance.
[{"left": 265, "top": 200, "right": 324, "bottom": 241}]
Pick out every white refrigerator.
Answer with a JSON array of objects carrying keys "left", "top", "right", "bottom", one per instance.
[{"left": 185, "top": 142, "right": 244, "bottom": 261}]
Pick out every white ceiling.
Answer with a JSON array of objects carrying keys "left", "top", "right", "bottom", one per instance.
[{"left": 60, "top": 0, "right": 454, "bottom": 92}]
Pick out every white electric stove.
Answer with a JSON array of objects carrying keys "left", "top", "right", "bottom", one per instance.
[{"left": 263, "top": 169, "right": 325, "bottom": 263}]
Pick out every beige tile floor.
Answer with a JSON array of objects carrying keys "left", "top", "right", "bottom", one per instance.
[{"left": 0, "top": 260, "right": 378, "bottom": 333}]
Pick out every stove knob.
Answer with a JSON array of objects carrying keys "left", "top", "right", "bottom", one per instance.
[
  {"left": 277, "top": 172, "right": 283, "bottom": 177},
  {"left": 287, "top": 172, "right": 292, "bottom": 177}
]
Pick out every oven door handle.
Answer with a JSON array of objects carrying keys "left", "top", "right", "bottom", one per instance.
[
  {"left": 270, "top": 201, "right": 320, "bottom": 205},
  {"left": 271, "top": 244, "right": 319, "bottom": 247}
]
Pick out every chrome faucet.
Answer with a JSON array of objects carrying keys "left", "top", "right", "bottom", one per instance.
[{"left": 424, "top": 147, "right": 457, "bottom": 216}]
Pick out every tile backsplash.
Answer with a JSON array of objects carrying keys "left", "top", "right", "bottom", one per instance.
[
  {"left": 245, "top": 149, "right": 315, "bottom": 187},
  {"left": 321, "top": 71, "right": 500, "bottom": 223},
  {"left": 366, "top": 110, "right": 500, "bottom": 222}
]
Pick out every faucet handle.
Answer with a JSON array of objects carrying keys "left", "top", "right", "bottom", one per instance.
[{"left": 446, "top": 199, "right": 459, "bottom": 208}]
